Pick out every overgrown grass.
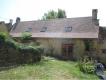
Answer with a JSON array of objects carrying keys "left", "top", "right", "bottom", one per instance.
[{"left": 0, "top": 57, "right": 99, "bottom": 80}]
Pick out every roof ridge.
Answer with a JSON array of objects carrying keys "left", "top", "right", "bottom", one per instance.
[{"left": 20, "top": 16, "right": 92, "bottom": 23}]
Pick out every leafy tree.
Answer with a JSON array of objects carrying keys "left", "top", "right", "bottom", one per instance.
[
  {"left": 41, "top": 9, "right": 67, "bottom": 20},
  {"left": 57, "top": 9, "right": 66, "bottom": 18}
]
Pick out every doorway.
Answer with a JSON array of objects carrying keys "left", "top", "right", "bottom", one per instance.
[{"left": 62, "top": 44, "right": 73, "bottom": 59}]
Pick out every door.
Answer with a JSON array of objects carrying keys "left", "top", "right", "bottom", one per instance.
[{"left": 62, "top": 44, "right": 73, "bottom": 59}]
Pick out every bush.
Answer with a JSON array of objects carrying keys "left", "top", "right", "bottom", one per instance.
[
  {"left": 0, "top": 32, "right": 7, "bottom": 43},
  {"left": 5, "top": 38, "right": 43, "bottom": 54},
  {"left": 78, "top": 56, "right": 95, "bottom": 74},
  {"left": 0, "top": 32, "right": 43, "bottom": 54},
  {"left": 0, "top": 32, "right": 43, "bottom": 64},
  {"left": 21, "top": 32, "right": 32, "bottom": 40},
  {"left": 5, "top": 39, "right": 19, "bottom": 49}
]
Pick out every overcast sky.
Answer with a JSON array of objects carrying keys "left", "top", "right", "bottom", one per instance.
[{"left": 0, "top": 0, "right": 106, "bottom": 26}]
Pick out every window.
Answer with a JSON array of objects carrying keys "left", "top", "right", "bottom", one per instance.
[
  {"left": 102, "top": 49, "right": 106, "bottom": 54},
  {"left": 84, "top": 40, "right": 92, "bottom": 51},
  {"left": 65, "top": 27, "right": 72, "bottom": 32},
  {"left": 25, "top": 28, "right": 32, "bottom": 32},
  {"left": 40, "top": 27, "right": 47, "bottom": 32}
]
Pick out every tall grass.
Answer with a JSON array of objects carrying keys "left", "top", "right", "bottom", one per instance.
[{"left": 0, "top": 57, "right": 99, "bottom": 80}]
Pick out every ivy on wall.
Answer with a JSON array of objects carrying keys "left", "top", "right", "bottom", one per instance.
[{"left": 0, "top": 32, "right": 43, "bottom": 54}]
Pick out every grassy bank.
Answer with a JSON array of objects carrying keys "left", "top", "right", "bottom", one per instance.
[{"left": 0, "top": 57, "right": 99, "bottom": 80}]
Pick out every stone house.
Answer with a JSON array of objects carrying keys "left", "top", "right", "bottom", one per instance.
[
  {"left": 0, "top": 21, "right": 8, "bottom": 32},
  {"left": 10, "top": 9, "right": 106, "bottom": 63},
  {"left": 0, "top": 19, "right": 13, "bottom": 32}
]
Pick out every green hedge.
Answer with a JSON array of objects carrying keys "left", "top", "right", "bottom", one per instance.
[
  {"left": 0, "top": 32, "right": 43, "bottom": 65},
  {"left": 0, "top": 32, "right": 43, "bottom": 54},
  {"left": 21, "top": 32, "right": 32, "bottom": 40},
  {"left": 0, "top": 32, "right": 7, "bottom": 43}
]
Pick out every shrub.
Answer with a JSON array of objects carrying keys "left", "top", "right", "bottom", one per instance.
[
  {"left": 0, "top": 32, "right": 43, "bottom": 54},
  {"left": 0, "top": 32, "right": 7, "bottom": 43},
  {"left": 18, "top": 45, "right": 42, "bottom": 54},
  {"left": 21, "top": 32, "right": 32, "bottom": 40},
  {"left": 5, "top": 39, "right": 19, "bottom": 49},
  {"left": 78, "top": 56, "right": 95, "bottom": 74},
  {"left": 0, "top": 32, "right": 43, "bottom": 64},
  {"left": 5, "top": 38, "right": 43, "bottom": 54}
]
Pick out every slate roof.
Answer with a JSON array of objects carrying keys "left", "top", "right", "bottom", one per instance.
[{"left": 10, "top": 17, "right": 99, "bottom": 38}]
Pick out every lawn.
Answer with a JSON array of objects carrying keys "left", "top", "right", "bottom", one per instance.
[{"left": 0, "top": 57, "right": 99, "bottom": 80}]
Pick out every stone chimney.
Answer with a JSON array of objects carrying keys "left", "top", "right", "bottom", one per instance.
[
  {"left": 92, "top": 9, "right": 99, "bottom": 26},
  {"left": 92, "top": 9, "right": 98, "bottom": 20},
  {"left": 9, "top": 19, "right": 13, "bottom": 24},
  {"left": 11, "top": 17, "right": 21, "bottom": 31},
  {"left": 16, "top": 17, "right": 20, "bottom": 23}
]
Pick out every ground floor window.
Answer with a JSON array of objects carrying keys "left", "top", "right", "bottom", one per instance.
[
  {"left": 84, "top": 40, "right": 93, "bottom": 51},
  {"left": 102, "top": 49, "right": 106, "bottom": 54}
]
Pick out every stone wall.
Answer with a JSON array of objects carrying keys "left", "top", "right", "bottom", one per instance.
[
  {"left": 89, "top": 39, "right": 106, "bottom": 64},
  {"left": 73, "top": 39, "right": 85, "bottom": 60},
  {"left": 0, "top": 42, "right": 41, "bottom": 67},
  {"left": 36, "top": 38, "right": 86, "bottom": 60},
  {"left": 0, "top": 22, "right": 8, "bottom": 32},
  {"left": 36, "top": 38, "right": 105, "bottom": 64}
]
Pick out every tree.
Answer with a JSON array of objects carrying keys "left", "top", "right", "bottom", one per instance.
[
  {"left": 57, "top": 9, "right": 66, "bottom": 18},
  {"left": 41, "top": 9, "right": 67, "bottom": 20}
]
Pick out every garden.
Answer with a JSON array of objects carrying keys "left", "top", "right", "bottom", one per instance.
[{"left": 0, "top": 32, "right": 104, "bottom": 80}]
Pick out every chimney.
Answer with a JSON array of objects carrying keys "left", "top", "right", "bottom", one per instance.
[
  {"left": 92, "top": 9, "right": 98, "bottom": 20},
  {"left": 92, "top": 9, "right": 99, "bottom": 26},
  {"left": 11, "top": 17, "right": 21, "bottom": 31},
  {"left": 0, "top": 21, "right": 4, "bottom": 24},
  {"left": 16, "top": 17, "right": 20, "bottom": 23},
  {"left": 9, "top": 19, "right": 13, "bottom": 24}
]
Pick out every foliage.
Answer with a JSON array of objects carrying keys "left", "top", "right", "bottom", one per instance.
[
  {"left": 57, "top": 9, "right": 66, "bottom": 18},
  {"left": 5, "top": 39, "right": 43, "bottom": 54},
  {"left": 42, "top": 10, "right": 57, "bottom": 20},
  {"left": 0, "top": 32, "right": 7, "bottom": 43},
  {"left": 41, "top": 9, "right": 66, "bottom": 20},
  {"left": 5, "top": 38, "right": 19, "bottom": 49},
  {"left": 21, "top": 32, "right": 32, "bottom": 40},
  {"left": 0, "top": 32, "right": 43, "bottom": 54},
  {"left": 78, "top": 56, "right": 95, "bottom": 74},
  {"left": 18, "top": 45, "right": 43, "bottom": 53}
]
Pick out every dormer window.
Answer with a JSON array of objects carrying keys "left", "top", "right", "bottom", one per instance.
[
  {"left": 40, "top": 27, "right": 47, "bottom": 32},
  {"left": 65, "top": 27, "right": 72, "bottom": 32},
  {"left": 25, "top": 28, "right": 32, "bottom": 32}
]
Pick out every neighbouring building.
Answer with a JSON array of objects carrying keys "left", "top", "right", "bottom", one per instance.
[
  {"left": 0, "top": 21, "right": 8, "bottom": 32},
  {"left": 10, "top": 9, "right": 106, "bottom": 64},
  {"left": 5, "top": 19, "right": 13, "bottom": 32},
  {"left": 0, "top": 19, "right": 13, "bottom": 32}
]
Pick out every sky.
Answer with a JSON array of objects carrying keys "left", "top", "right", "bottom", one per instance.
[{"left": 0, "top": 0, "right": 106, "bottom": 26}]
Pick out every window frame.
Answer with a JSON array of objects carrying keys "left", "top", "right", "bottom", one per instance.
[
  {"left": 65, "top": 27, "right": 72, "bottom": 32},
  {"left": 40, "top": 27, "right": 47, "bottom": 32}
]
